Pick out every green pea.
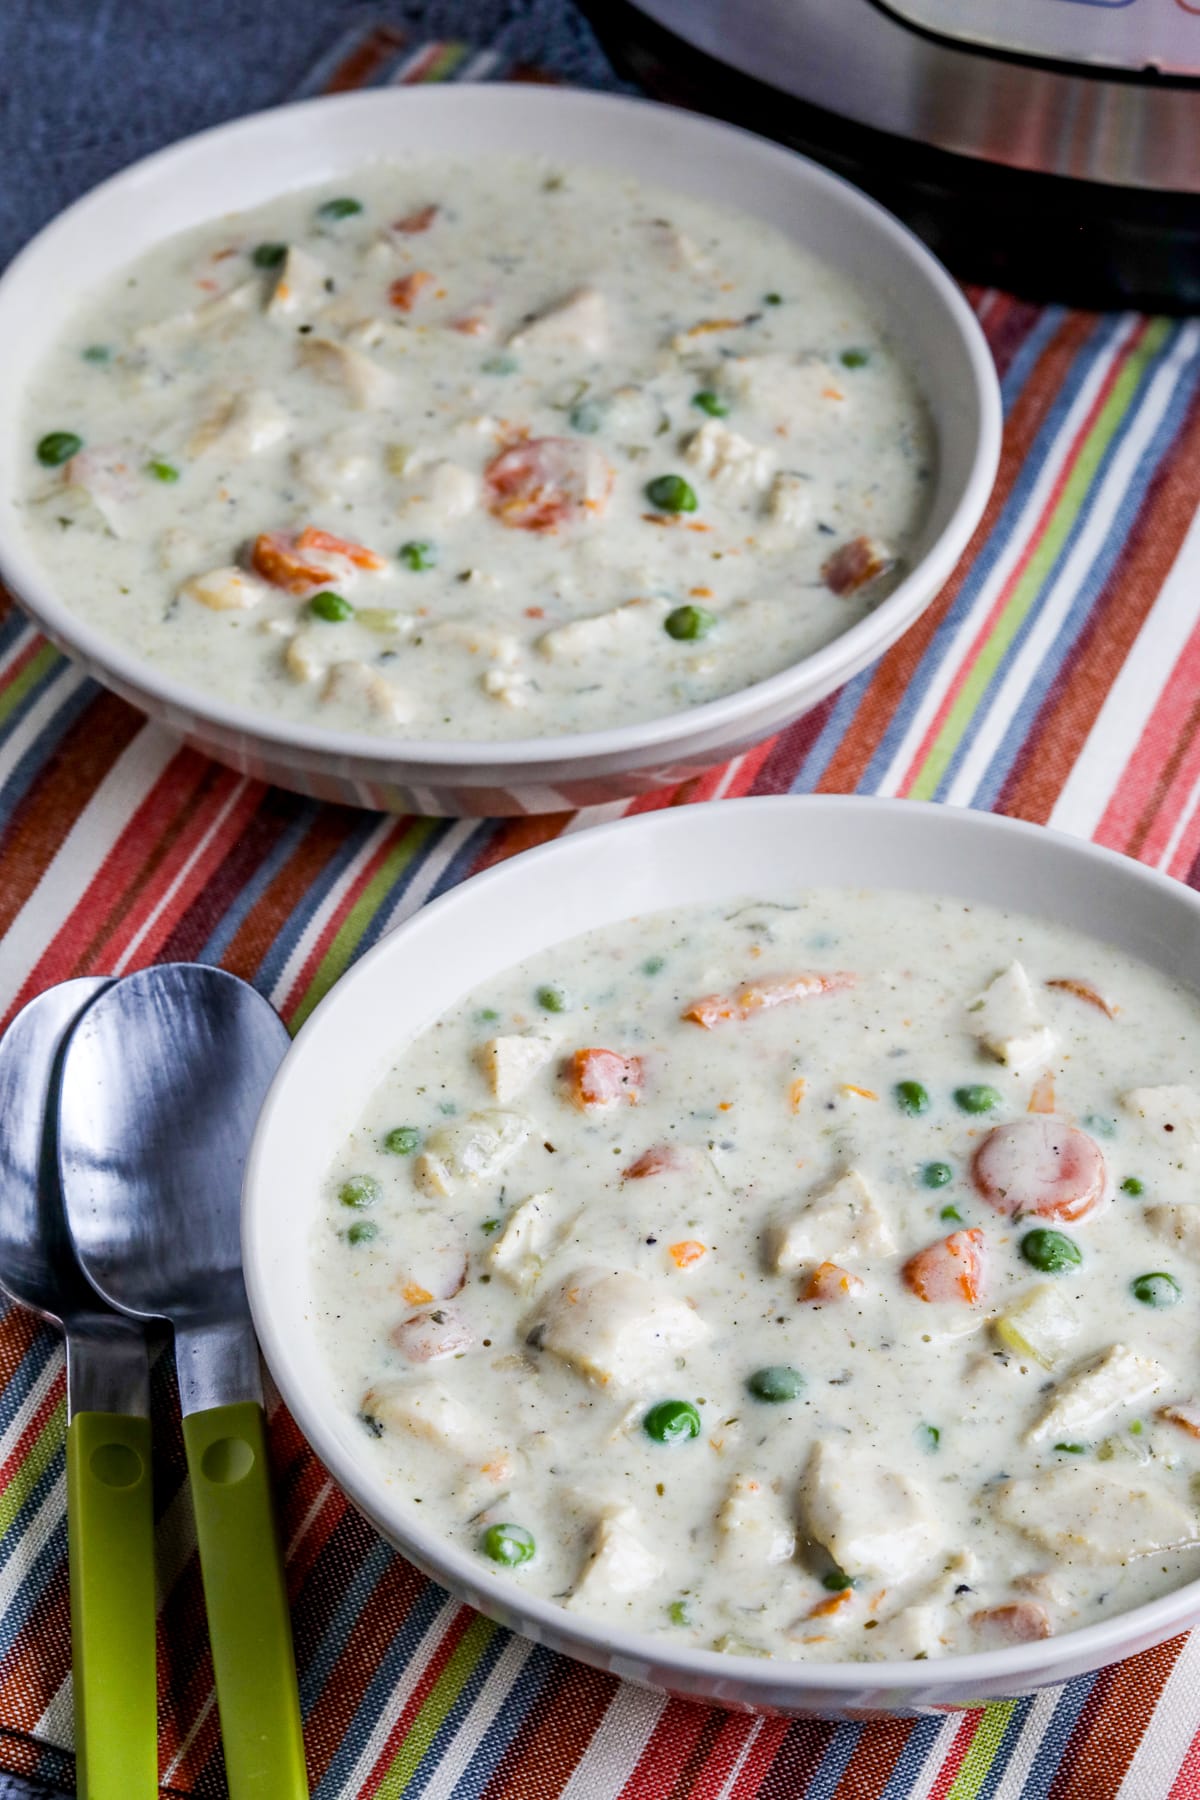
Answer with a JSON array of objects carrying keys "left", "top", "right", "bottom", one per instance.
[
  {"left": 1120, "top": 1176, "right": 1144, "bottom": 1196},
  {"left": 954, "top": 1084, "right": 1003, "bottom": 1114},
  {"left": 645, "top": 474, "right": 697, "bottom": 514},
  {"left": 664, "top": 604, "right": 716, "bottom": 642},
  {"left": 481, "top": 1218, "right": 501, "bottom": 1235},
  {"left": 81, "top": 344, "right": 111, "bottom": 364},
  {"left": 894, "top": 1080, "right": 930, "bottom": 1116},
  {"left": 481, "top": 353, "right": 518, "bottom": 375},
  {"left": 746, "top": 1365, "right": 804, "bottom": 1404},
  {"left": 822, "top": 1567, "right": 855, "bottom": 1592},
  {"left": 480, "top": 1522, "right": 536, "bottom": 1566},
  {"left": 384, "top": 1126, "right": 419, "bottom": 1155},
  {"left": 667, "top": 1598, "right": 691, "bottom": 1626},
  {"left": 569, "top": 400, "right": 604, "bottom": 434},
  {"left": 478, "top": 1008, "right": 500, "bottom": 1023},
  {"left": 1020, "top": 1228, "right": 1082, "bottom": 1274},
  {"left": 691, "top": 390, "right": 729, "bottom": 418},
  {"left": 536, "top": 984, "right": 567, "bottom": 1013},
  {"left": 36, "top": 431, "right": 82, "bottom": 467},
  {"left": 841, "top": 348, "right": 870, "bottom": 369},
  {"left": 146, "top": 460, "right": 179, "bottom": 483},
  {"left": 764, "top": 292, "right": 783, "bottom": 306},
  {"left": 318, "top": 196, "right": 363, "bottom": 220},
  {"left": 345, "top": 1220, "right": 378, "bottom": 1245},
  {"left": 643, "top": 1399, "right": 701, "bottom": 1443},
  {"left": 922, "top": 1161, "right": 953, "bottom": 1189},
  {"left": 1054, "top": 1442, "right": 1086, "bottom": 1454},
  {"left": 1132, "top": 1271, "right": 1181, "bottom": 1307},
  {"left": 642, "top": 955, "right": 665, "bottom": 976},
  {"left": 252, "top": 242, "right": 289, "bottom": 268},
  {"left": 309, "top": 590, "right": 354, "bottom": 623},
  {"left": 940, "top": 1203, "right": 963, "bottom": 1223},
  {"left": 339, "top": 1175, "right": 380, "bottom": 1210},
  {"left": 917, "top": 1423, "right": 940, "bottom": 1451},
  {"left": 398, "top": 539, "right": 436, "bottom": 571}
]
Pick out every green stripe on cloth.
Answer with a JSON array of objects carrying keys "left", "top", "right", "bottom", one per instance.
[
  {"left": 373, "top": 1614, "right": 498, "bottom": 1797},
  {"left": 0, "top": 644, "right": 61, "bottom": 727},
  {"left": 0, "top": 1395, "right": 65, "bottom": 1540},
  {"left": 945, "top": 1700, "right": 1020, "bottom": 1799}
]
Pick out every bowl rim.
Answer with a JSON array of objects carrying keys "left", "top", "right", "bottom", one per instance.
[
  {"left": 242, "top": 795, "right": 1200, "bottom": 1696},
  {"left": 0, "top": 84, "right": 1001, "bottom": 772}
]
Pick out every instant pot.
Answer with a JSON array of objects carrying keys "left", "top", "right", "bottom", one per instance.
[{"left": 585, "top": 0, "right": 1200, "bottom": 309}]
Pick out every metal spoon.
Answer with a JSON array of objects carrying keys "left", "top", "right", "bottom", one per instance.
[
  {"left": 57, "top": 964, "right": 307, "bottom": 1800},
  {"left": 0, "top": 979, "right": 157, "bottom": 1800}
]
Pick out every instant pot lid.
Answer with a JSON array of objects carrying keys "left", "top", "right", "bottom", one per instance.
[{"left": 586, "top": 0, "right": 1200, "bottom": 310}]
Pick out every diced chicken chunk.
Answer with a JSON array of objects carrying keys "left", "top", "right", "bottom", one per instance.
[
  {"left": 414, "top": 1110, "right": 530, "bottom": 1198},
  {"left": 764, "top": 472, "right": 811, "bottom": 530},
  {"left": 267, "top": 246, "right": 329, "bottom": 318},
  {"left": 799, "top": 1442, "right": 942, "bottom": 1581},
  {"left": 180, "top": 566, "right": 269, "bottom": 613},
  {"left": 480, "top": 1031, "right": 557, "bottom": 1102},
  {"left": 322, "top": 660, "right": 412, "bottom": 725},
  {"left": 995, "top": 1465, "right": 1200, "bottom": 1562},
  {"left": 510, "top": 288, "right": 609, "bottom": 355},
  {"left": 536, "top": 599, "right": 660, "bottom": 663},
  {"left": 1122, "top": 1086, "right": 1200, "bottom": 1157},
  {"left": 1026, "top": 1344, "right": 1169, "bottom": 1445},
  {"left": 284, "top": 630, "right": 330, "bottom": 685},
  {"left": 1145, "top": 1203, "right": 1200, "bottom": 1263},
  {"left": 994, "top": 1283, "right": 1080, "bottom": 1370},
  {"left": 189, "top": 388, "right": 289, "bottom": 459},
  {"left": 529, "top": 1267, "right": 708, "bottom": 1387},
  {"left": 487, "top": 1193, "right": 565, "bottom": 1291},
  {"left": 867, "top": 1603, "right": 946, "bottom": 1660},
  {"left": 569, "top": 1505, "right": 662, "bottom": 1609},
  {"left": 968, "top": 962, "right": 1055, "bottom": 1075},
  {"left": 361, "top": 1381, "right": 481, "bottom": 1453},
  {"left": 717, "top": 1475, "right": 795, "bottom": 1568},
  {"left": 768, "top": 1169, "right": 895, "bottom": 1270},
  {"left": 293, "top": 434, "right": 372, "bottom": 501},
  {"left": 481, "top": 668, "right": 532, "bottom": 708},
  {"left": 297, "top": 335, "right": 398, "bottom": 408},
  {"left": 684, "top": 420, "right": 772, "bottom": 493},
  {"left": 136, "top": 279, "right": 259, "bottom": 347},
  {"left": 60, "top": 444, "right": 142, "bottom": 535},
  {"left": 397, "top": 459, "right": 478, "bottom": 524}
]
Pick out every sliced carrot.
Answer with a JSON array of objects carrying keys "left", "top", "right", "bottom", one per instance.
[
  {"left": 807, "top": 1588, "right": 853, "bottom": 1620},
  {"left": 683, "top": 971, "right": 854, "bottom": 1029},
  {"left": 788, "top": 1078, "right": 807, "bottom": 1114},
  {"left": 1159, "top": 1401, "right": 1200, "bottom": 1439},
  {"left": 485, "top": 437, "right": 613, "bottom": 533},
  {"left": 393, "top": 203, "right": 439, "bottom": 234},
  {"left": 389, "top": 270, "right": 434, "bottom": 310},
  {"left": 450, "top": 315, "right": 489, "bottom": 336},
  {"left": 1046, "top": 978, "right": 1118, "bottom": 1019},
  {"left": 567, "top": 1048, "right": 645, "bottom": 1110},
  {"left": 902, "top": 1229, "right": 986, "bottom": 1305},
  {"left": 250, "top": 531, "right": 338, "bottom": 594},
  {"left": 972, "top": 1118, "right": 1106, "bottom": 1223},
  {"left": 822, "top": 535, "right": 893, "bottom": 596},
  {"left": 623, "top": 1144, "right": 685, "bottom": 1180},
  {"left": 841, "top": 1084, "right": 878, "bottom": 1101},
  {"left": 800, "top": 1261, "right": 864, "bottom": 1303},
  {"left": 1028, "top": 1071, "right": 1056, "bottom": 1114},
  {"left": 678, "top": 316, "right": 748, "bottom": 339},
  {"left": 296, "top": 526, "right": 386, "bottom": 570},
  {"left": 401, "top": 1281, "right": 434, "bottom": 1306},
  {"left": 668, "top": 1240, "right": 707, "bottom": 1269}
]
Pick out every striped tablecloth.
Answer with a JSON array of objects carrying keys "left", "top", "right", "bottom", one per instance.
[{"left": 2, "top": 21, "right": 1200, "bottom": 1800}]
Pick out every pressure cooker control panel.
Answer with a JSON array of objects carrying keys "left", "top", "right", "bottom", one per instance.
[{"left": 879, "top": 0, "right": 1200, "bottom": 75}]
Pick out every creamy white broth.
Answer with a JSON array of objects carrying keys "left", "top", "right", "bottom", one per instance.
[
  {"left": 311, "top": 889, "right": 1200, "bottom": 1663},
  {"left": 20, "top": 159, "right": 933, "bottom": 742}
]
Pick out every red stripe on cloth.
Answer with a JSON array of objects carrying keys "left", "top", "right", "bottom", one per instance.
[
  {"left": 220, "top": 805, "right": 360, "bottom": 983},
  {"left": 1168, "top": 1715, "right": 1200, "bottom": 1797},
  {"left": 753, "top": 1718, "right": 839, "bottom": 1798},
  {"left": 617, "top": 1700, "right": 718, "bottom": 1799},
  {"left": 682, "top": 1714, "right": 767, "bottom": 1800},
  {"left": 277, "top": 821, "right": 412, "bottom": 1022},
  {"left": 1049, "top": 1636, "right": 1188, "bottom": 1798},
  {"left": 360, "top": 1604, "right": 480, "bottom": 1798},
  {"left": 829, "top": 1715, "right": 918, "bottom": 1798},
  {"left": 156, "top": 783, "right": 293, "bottom": 963},
  {"left": 728, "top": 1718, "right": 795, "bottom": 1798},
  {"left": 0, "top": 1367, "right": 64, "bottom": 1496},
  {"left": 0, "top": 632, "right": 51, "bottom": 692},
  {"left": 322, "top": 22, "right": 407, "bottom": 91},
  {"left": 479, "top": 1659, "right": 618, "bottom": 1800},
  {"left": 899, "top": 319, "right": 1151, "bottom": 796},
  {"left": 0, "top": 1310, "right": 44, "bottom": 1389},
  {"left": 925, "top": 1712, "right": 984, "bottom": 1800}
]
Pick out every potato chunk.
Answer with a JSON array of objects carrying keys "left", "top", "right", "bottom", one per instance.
[
  {"left": 487, "top": 1193, "right": 565, "bottom": 1292},
  {"left": 1025, "top": 1344, "right": 1169, "bottom": 1445},
  {"left": 297, "top": 335, "right": 398, "bottom": 408},
  {"left": 361, "top": 1381, "right": 481, "bottom": 1453},
  {"left": 968, "top": 962, "right": 1055, "bottom": 1075},
  {"left": 480, "top": 1032, "right": 557, "bottom": 1103},
  {"left": 509, "top": 287, "right": 609, "bottom": 355},
  {"left": 995, "top": 1466, "right": 1200, "bottom": 1562},
  {"left": 414, "top": 1110, "right": 531, "bottom": 1198},
  {"left": 684, "top": 420, "right": 772, "bottom": 493},
  {"left": 798, "top": 1442, "right": 942, "bottom": 1581},
  {"left": 994, "top": 1283, "right": 1080, "bottom": 1370},
  {"left": 717, "top": 1474, "right": 795, "bottom": 1568},
  {"left": 568, "top": 1505, "right": 663, "bottom": 1609},
  {"left": 1145, "top": 1203, "right": 1200, "bottom": 1263},
  {"left": 768, "top": 1169, "right": 895, "bottom": 1270},
  {"left": 179, "top": 565, "right": 269, "bottom": 613},
  {"left": 537, "top": 599, "right": 660, "bottom": 663},
  {"left": 529, "top": 1267, "right": 708, "bottom": 1387}
]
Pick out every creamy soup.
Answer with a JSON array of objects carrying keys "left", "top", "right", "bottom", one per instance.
[
  {"left": 19, "top": 159, "right": 933, "bottom": 741},
  {"left": 312, "top": 889, "right": 1200, "bottom": 1663}
]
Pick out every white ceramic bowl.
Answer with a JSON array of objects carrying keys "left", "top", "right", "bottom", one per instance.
[
  {"left": 244, "top": 796, "right": 1200, "bottom": 1715},
  {"left": 0, "top": 88, "right": 1000, "bottom": 818}
]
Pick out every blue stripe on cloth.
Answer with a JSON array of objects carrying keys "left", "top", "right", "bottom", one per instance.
[
  {"left": 450, "top": 1640, "right": 562, "bottom": 1800},
  {"left": 251, "top": 810, "right": 384, "bottom": 1000},
  {"left": 197, "top": 798, "right": 321, "bottom": 966},
  {"left": 0, "top": 1321, "right": 58, "bottom": 1445}
]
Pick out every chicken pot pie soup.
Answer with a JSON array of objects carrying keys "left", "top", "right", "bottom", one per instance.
[
  {"left": 20, "top": 158, "right": 933, "bottom": 741},
  {"left": 313, "top": 887, "right": 1200, "bottom": 1663}
]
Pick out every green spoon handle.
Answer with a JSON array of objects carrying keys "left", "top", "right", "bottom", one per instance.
[
  {"left": 66, "top": 1411, "right": 158, "bottom": 1799},
  {"left": 182, "top": 1400, "right": 308, "bottom": 1798}
]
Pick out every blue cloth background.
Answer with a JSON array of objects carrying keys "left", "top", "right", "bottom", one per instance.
[{"left": 0, "top": 4, "right": 617, "bottom": 1792}]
